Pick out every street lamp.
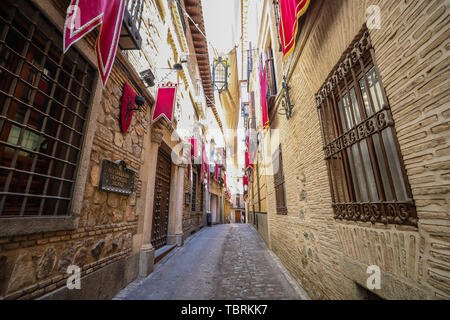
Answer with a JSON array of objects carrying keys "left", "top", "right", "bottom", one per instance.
[{"left": 212, "top": 57, "right": 228, "bottom": 93}]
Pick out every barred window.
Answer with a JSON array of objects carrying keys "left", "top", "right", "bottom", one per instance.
[
  {"left": 316, "top": 30, "right": 416, "bottom": 226},
  {"left": 0, "top": 0, "right": 96, "bottom": 217},
  {"left": 272, "top": 145, "right": 287, "bottom": 215}
]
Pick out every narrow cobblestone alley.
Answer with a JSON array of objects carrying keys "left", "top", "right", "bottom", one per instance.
[{"left": 114, "top": 225, "right": 309, "bottom": 300}]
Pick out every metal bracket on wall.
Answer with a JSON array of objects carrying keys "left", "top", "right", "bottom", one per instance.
[{"left": 279, "top": 75, "right": 294, "bottom": 120}]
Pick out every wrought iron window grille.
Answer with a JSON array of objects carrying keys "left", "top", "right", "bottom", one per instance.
[
  {"left": 315, "top": 29, "right": 417, "bottom": 227},
  {"left": 0, "top": 0, "right": 96, "bottom": 217}
]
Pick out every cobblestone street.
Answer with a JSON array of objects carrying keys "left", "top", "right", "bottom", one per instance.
[{"left": 114, "top": 224, "right": 309, "bottom": 300}]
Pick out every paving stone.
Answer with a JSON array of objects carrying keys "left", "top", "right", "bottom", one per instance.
[{"left": 114, "top": 224, "right": 308, "bottom": 300}]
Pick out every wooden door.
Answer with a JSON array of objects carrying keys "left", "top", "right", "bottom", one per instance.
[
  {"left": 235, "top": 210, "right": 241, "bottom": 223},
  {"left": 151, "top": 147, "right": 172, "bottom": 250}
]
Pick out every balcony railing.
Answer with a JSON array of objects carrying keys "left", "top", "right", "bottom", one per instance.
[{"left": 119, "top": 0, "right": 144, "bottom": 50}]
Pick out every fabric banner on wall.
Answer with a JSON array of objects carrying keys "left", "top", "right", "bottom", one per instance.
[
  {"left": 120, "top": 83, "right": 136, "bottom": 133},
  {"left": 152, "top": 84, "right": 177, "bottom": 123},
  {"left": 190, "top": 138, "right": 202, "bottom": 163},
  {"left": 278, "top": 0, "right": 311, "bottom": 59},
  {"left": 63, "top": 0, "right": 126, "bottom": 86},
  {"left": 259, "top": 63, "right": 269, "bottom": 129}
]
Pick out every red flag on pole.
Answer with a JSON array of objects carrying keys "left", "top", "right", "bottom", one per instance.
[
  {"left": 63, "top": 0, "right": 126, "bottom": 86},
  {"left": 278, "top": 0, "right": 311, "bottom": 59}
]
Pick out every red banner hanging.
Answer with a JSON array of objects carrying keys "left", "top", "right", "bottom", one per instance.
[
  {"left": 190, "top": 138, "right": 202, "bottom": 163},
  {"left": 259, "top": 63, "right": 269, "bottom": 129},
  {"left": 152, "top": 83, "right": 177, "bottom": 123},
  {"left": 120, "top": 83, "right": 136, "bottom": 133},
  {"left": 63, "top": 0, "right": 126, "bottom": 86},
  {"left": 278, "top": 0, "right": 311, "bottom": 59}
]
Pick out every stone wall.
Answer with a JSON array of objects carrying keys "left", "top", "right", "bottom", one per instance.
[
  {"left": 0, "top": 58, "right": 149, "bottom": 299},
  {"left": 263, "top": 0, "right": 449, "bottom": 300}
]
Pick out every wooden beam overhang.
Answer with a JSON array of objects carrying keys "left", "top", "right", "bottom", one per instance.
[{"left": 184, "top": 0, "right": 215, "bottom": 108}]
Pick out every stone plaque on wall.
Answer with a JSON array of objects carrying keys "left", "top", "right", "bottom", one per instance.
[{"left": 99, "top": 160, "right": 135, "bottom": 195}]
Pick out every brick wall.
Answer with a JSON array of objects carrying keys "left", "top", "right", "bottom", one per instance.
[{"left": 262, "top": 0, "right": 449, "bottom": 299}]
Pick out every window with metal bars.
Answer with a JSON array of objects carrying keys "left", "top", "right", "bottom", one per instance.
[
  {"left": 272, "top": 144, "right": 287, "bottom": 215},
  {"left": 0, "top": 0, "right": 96, "bottom": 217},
  {"left": 316, "top": 30, "right": 417, "bottom": 227}
]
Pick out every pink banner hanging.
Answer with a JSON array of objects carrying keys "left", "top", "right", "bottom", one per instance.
[
  {"left": 120, "top": 83, "right": 136, "bottom": 133},
  {"left": 190, "top": 138, "right": 202, "bottom": 163},
  {"left": 259, "top": 62, "right": 269, "bottom": 129},
  {"left": 63, "top": 0, "right": 126, "bottom": 86},
  {"left": 152, "top": 83, "right": 178, "bottom": 123}
]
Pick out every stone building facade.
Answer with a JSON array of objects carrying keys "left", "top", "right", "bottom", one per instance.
[
  {"left": 0, "top": 0, "right": 219, "bottom": 300},
  {"left": 243, "top": 0, "right": 449, "bottom": 299}
]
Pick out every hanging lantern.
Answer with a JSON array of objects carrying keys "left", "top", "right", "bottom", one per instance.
[{"left": 212, "top": 57, "right": 228, "bottom": 93}]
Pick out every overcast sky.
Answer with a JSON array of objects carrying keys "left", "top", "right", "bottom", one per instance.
[{"left": 203, "top": 0, "right": 240, "bottom": 56}]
